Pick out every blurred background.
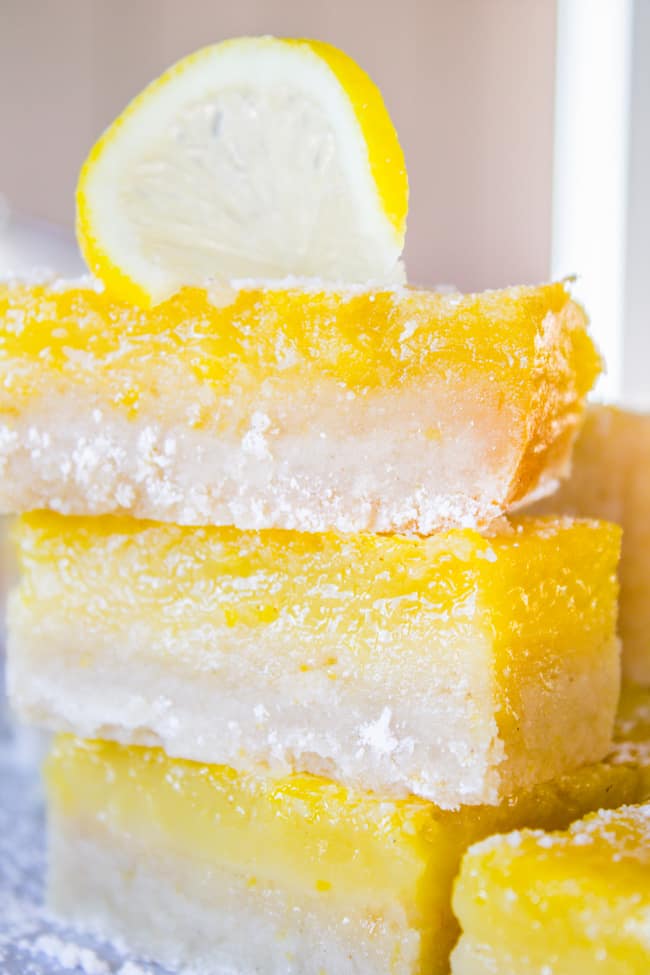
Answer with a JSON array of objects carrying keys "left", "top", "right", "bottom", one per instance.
[{"left": 0, "top": 0, "right": 648, "bottom": 403}]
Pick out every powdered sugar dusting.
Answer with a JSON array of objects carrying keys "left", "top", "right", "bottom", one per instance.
[
  {"left": 33, "top": 935, "right": 110, "bottom": 974},
  {"left": 359, "top": 708, "right": 398, "bottom": 758},
  {"left": 241, "top": 412, "right": 272, "bottom": 460}
]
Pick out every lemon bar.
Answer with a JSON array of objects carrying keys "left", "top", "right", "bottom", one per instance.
[
  {"left": 0, "top": 279, "right": 598, "bottom": 533},
  {"left": 45, "top": 708, "right": 650, "bottom": 975},
  {"left": 9, "top": 512, "right": 621, "bottom": 807},
  {"left": 452, "top": 798, "right": 650, "bottom": 975},
  {"left": 531, "top": 405, "right": 650, "bottom": 684}
]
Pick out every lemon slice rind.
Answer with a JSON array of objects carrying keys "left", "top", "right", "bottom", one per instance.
[{"left": 77, "top": 37, "right": 408, "bottom": 306}]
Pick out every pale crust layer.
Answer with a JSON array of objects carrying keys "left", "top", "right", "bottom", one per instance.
[
  {"left": 0, "top": 384, "right": 520, "bottom": 533},
  {"left": 8, "top": 597, "right": 620, "bottom": 808},
  {"left": 49, "top": 817, "right": 421, "bottom": 975},
  {"left": 7, "top": 597, "right": 504, "bottom": 805}
]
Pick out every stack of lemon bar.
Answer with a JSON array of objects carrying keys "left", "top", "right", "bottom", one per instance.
[{"left": 3, "top": 38, "right": 650, "bottom": 975}]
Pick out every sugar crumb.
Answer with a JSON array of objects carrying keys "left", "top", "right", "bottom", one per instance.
[
  {"left": 34, "top": 934, "right": 110, "bottom": 974},
  {"left": 359, "top": 708, "right": 398, "bottom": 757}
]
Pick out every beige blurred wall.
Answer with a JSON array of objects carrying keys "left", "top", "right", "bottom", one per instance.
[{"left": 0, "top": 0, "right": 556, "bottom": 291}]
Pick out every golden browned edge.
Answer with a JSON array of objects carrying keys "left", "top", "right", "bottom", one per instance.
[{"left": 507, "top": 298, "right": 600, "bottom": 508}]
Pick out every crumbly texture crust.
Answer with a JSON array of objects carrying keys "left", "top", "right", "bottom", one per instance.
[
  {"left": 10, "top": 615, "right": 501, "bottom": 805},
  {"left": 0, "top": 388, "right": 520, "bottom": 534}
]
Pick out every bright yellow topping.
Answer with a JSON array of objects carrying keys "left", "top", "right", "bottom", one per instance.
[
  {"left": 15, "top": 511, "right": 620, "bottom": 671},
  {"left": 0, "top": 279, "right": 597, "bottom": 406},
  {"left": 452, "top": 800, "right": 650, "bottom": 975},
  {"left": 76, "top": 37, "right": 408, "bottom": 305}
]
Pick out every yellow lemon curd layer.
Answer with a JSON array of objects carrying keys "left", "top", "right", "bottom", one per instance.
[
  {"left": 13, "top": 514, "right": 621, "bottom": 805},
  {"left": 47, "top": 685, "right": 650, "bottom": 975},
  {"left": 0, "top": 279, "right": 595, "bottom": 401},
  {"left": 452, "top": 800, "right": 650, "bottom": 974},
  {"left": 14, "top": 511, "right": 620, "bottom": 646}
]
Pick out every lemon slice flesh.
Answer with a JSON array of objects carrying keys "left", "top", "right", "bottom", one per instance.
[{"left": 77, "top": 37, "right": 409, "bottom": 306}]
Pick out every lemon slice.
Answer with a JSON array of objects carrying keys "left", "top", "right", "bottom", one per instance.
[{"left": 77, "top": 37, "right": 409, "bottom": 306}]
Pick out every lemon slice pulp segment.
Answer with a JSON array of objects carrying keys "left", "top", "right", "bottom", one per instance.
[{"left": 77, "top": 36, "right": 409, "bottom": 306}]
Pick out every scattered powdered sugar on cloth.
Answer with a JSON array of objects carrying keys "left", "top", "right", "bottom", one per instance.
[{"left": 0, "top": 663, "right": 168, "bottom": 975}]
